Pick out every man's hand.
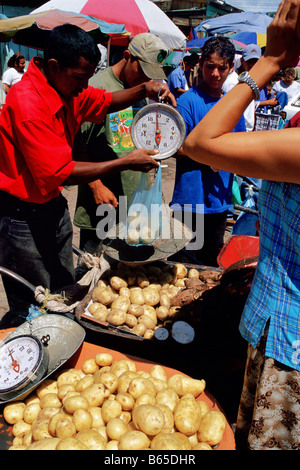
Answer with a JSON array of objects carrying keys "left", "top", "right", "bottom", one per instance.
[
  {"left": 88, "top": 180, "right": 118, "bottom": 207},
  {"left": 122, "top": 149, "right": 159, "bottom": 172},
  {"left": 145, "top": 81, "right": 177, "bottom": 107}
]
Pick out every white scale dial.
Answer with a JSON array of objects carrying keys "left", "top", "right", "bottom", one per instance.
[
  {"left": 0, "top": 335, "right": 44, "bottom": 394},
  {"left": 131, "top": 102, "right": 186, "bottom": 160}
]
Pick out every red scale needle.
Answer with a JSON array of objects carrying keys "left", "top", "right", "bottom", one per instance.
[{"left": 155, "top": 109, "right": 161, "bottom": 146}]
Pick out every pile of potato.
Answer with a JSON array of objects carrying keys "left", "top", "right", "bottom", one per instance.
[
  {"left": 87, "top": 262, "right": 202, "bottom": 338},
  {"left": 3, "top": 353, "right": 227, "bottom": 450}
]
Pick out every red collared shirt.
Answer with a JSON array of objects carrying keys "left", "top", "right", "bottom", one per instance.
[{"left": 0, "top": 57, "right": 112, "bottom": 203}]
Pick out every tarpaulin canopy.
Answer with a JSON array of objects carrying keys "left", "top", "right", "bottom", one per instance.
[
  {"left": 195, "top": 11, "right": 273, "bottom": 35},
  {"left": 231, "top": 31, "right": 267, "bottom": 47},
  {"left": 0, "top": 9, "right": 127, "bottom": 49},
  {"left": 31, "top": 0, "right": 186, "bottom": 49}
]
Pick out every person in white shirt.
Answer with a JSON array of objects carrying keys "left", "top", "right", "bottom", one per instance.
[
  {"left": 2, "top": 52, "right": 26, "bottom": 95},
  {"left": 272, "top": 66, "right": 300, "bottom": 101},
  {"left": 223, "top": 44, "right": 261, "bottom": 132}
]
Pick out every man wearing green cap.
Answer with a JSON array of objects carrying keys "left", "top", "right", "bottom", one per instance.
[{"left": 74, "top": 33, "right": 173, "bottom": 258}]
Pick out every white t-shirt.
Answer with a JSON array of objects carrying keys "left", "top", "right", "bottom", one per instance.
[
  {"left": 272, "top": 80, "right": 300, "bottom": 101},
  {"left": 2, "top": 67, "right": 26, "bottom": 87},
  {"left": 223, "top": 71, "right": 255, "bottom": 132}
]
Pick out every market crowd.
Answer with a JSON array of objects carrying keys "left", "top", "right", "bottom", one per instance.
[{"left": 0, "top": 0, "right": 300, "bottom": 451}]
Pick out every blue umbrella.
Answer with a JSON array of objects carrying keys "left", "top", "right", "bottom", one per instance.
[{"left": 195, "top": 12, "right": 272, "bottom": 35}]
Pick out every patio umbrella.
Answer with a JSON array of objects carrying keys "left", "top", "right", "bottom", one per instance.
[
  {"left": 186, "top": 36, "right": 246, "bottom": 52},
  {"left": 31, "top": 0, "right": 186, "bottom": 49},
  {"left": 231, "top": 31, "right": 267, "bottom": 48},
  {"left": 195, "top": 12, "right": 272, "bottom": 35},
  {"left": 0, "top": 9, "right": 127, "bottom": 49}
]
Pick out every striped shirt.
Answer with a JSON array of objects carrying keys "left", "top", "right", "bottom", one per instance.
[{"left": 239, "top": 180, "right": 300, "bottom": 370}]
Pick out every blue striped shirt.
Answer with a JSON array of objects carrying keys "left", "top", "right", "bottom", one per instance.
[{"left": 239, "top": 180, "right": 300, "bottom": 370}]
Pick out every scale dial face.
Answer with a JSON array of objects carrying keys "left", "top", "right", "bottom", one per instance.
[
  {"left": 131, "top": 102, "right": 186, "bottom": 160},
  {"left": 0, "top": 335, "right": 44, "bottom": 395}
]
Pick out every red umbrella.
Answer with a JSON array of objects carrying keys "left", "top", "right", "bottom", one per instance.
[{"left": 32, "top": 0, "right": 186, "bottom": 49}]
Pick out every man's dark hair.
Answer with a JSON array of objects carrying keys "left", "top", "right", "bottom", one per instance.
[
  {"left": 43, "top": 24, "right": 101, "bottom": 71},
  {"left": 200, "top": 37, "right": 235, "bottom": 67}
]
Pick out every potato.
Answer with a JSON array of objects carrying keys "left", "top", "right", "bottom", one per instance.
[
  {"left": 106, "top": 440, "right": 119, "bottom": 450},
  {"left": 156, "top": 306, "right": 169, "bottom": 321},
  {"left": 172, "top": 263, "right": 188, "bottom": 279},
  {"left": 89, "top": 406, "right": 105, "bottom": 428},
  {"left": 111, "top": 295, "right": 131, "bottom": 313},
  {"left": 150, "top": 432, "right": 184, "bottom": 450},
  {"left": 81, "top": 383, "right": 109, "bottom": 407},
  {"left": 57, "top": 384, "right": 76, "bottom": 400},
  {"left": 150, "top": 365, "right": 167, "bottom": 382},
  {"left": 73, "top": 409, "right": 93, "bottom": 432},
  {"left": 159, "top": 293, "right": 171, "bottom": 309},
  {"left": 138, "top": 314, "right": 155, "bottom": 330},
  {"left": 197, "top": 410, "right": 226, "bottom": 446},
  {"left": 128, "top": 304, "right": 144, "bottom": 317},
  {"left": 63, "top": 395, "right": 89, "bottom": 414},
  {"left": 173, "top": 432, "right": 192, "bottom": 450},
  {"left": 94, "top": 371, "right": 118, "bottom": 393},
  {"left": 119, "top": 286, "right": 130, "bottom": 297},
  {"left": 88, "top": 301, "right": 102, "bottom": 314},
  {"left": 106, "top": 417, "right": 129, "bottom": 441},
  {"left": 95, "top": 352, "right": 113, "bottom": 367},
  {"left": 117, "top": 371, "right": 137, "bottom": 394},
  {"left": 82, "top": 358, "right": 99, "bottom": 375},
  {"left": 76, "top": 429, "right": 106, "bottom": 450},
  {"left": 22, "top": 431, "right": 33, "bottom": 447},
  {"left": 36, "top": 379, "right": 58, "bottom": 399},
  {"left": 95, "top": 287, "right": 114, "bottom": 306},
  {"left": 128, "top": 377, "right": 156, "bottom": 400},
  {"left": 167, "top": 374, "right": 206, "bottom": 397},
  {"left": 12, "top": 419, "right": 32, "bottom": 437},
  {"left": 32, "top": 419, "right": 51, "bottom": 441},
  {"left": 106, "top": 308, "right": 127, "bottom": 326},
  {"left": 132, "top": 323, "right": 147, "bottom": 336},
  {"left": 142, "top": 305, "right": 157, "bottom": 324},
  {"left": 125, "top": 313, "right": 138, "bottom": 328},
  {"left": 155, "top": 388, "right": 179, "bottom": 412},
  {"left": 115, "top": 392, "right": 135, "bottom": 411},
  {"left": 174, "top": 397, "right": 202, "bottom": 436},
  {"left": 132, "top": 404, "right": 165, "bottom": 436},
  {"left": 110, "top": 360, "right": 130, "bottom": 377},
  {"left": 40, "top": 393, "right": 61, "bottom": 409},
  {"left": 136, "top": 272, "right": 150, "bottom": 288},
  {"left": 134, "top": 393, "right": 156, "bottom": 408},
  {"left": 23, "top": 402, "right": 41, "bottom": 424},
  {"left": 56, "top": 370, "right": 82, "bottom": 388},
  {"left": 149, "top": 377, "right": 167, "bottom": 393},
  {"left": 130, "top": 289, "right": 145, "bottom": 306},
  {"left": 8, "top": 445, "right": 27, "bottom": 450},
  {"left": 3, "top": 402, "right": 25, "bottom": 424},
  {"left": 55, "top": 437, "right": 89, "bottom": 450},
  {"left": 188, "top": 268, "right": 200, "bottom": 279},
  {"left": 144, "top": 329, "right": 155, "bottom": 339},
  {"left": 119, "top": 430, "right": 150, "bottom": 450},
  {"left": 101, "top": 399, "right": 122, "bottom": 423},
  {"left": 24, "top": 394, "right": 40, "bottom": 405},
  {"left": 193, "top": 442, "right": 212, "bottom": 450},
  {"left": 55, "top": 417, "right": 77, "bottom": 439},
  {"left": 110, "top": 276, "right": 128, "bottom": 291},
  {"left": 156, "top": 404, "right": 174, "bottom": 433},
  {"left": 197, "top": 400, "right": 210, "bottom": 418},
  {"left": 48, "top": 410, "right": 72, "bottom": 436},
  {"left": 75, "top": 374, "right": 94, "bottom": 393},
  {"left": 93, "top": 305, "right": 108, "bottom": 321},
  {"left": 27, "top": 438, "right": 60, "bottom": 450},
  {"left": 37, "top": 407, "right": 61, "bottom": 421},
  {"left": 91, "top": 286, "right": 106, "bottom": 302},
  {"left": 143, "top": 287, "right": 160, "bottom": 306}
]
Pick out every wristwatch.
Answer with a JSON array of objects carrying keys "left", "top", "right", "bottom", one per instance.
[{"left": 238, "top": 71, "right": 260, "bottom": 100}]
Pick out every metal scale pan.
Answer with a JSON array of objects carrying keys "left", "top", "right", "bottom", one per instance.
[{"left": 101, "top": 216, "right": 193, "bottom": 266}]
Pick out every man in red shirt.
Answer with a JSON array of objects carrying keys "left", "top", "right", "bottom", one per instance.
[{"left": 0, "top": 24, "right": 173, "bottom": 327}]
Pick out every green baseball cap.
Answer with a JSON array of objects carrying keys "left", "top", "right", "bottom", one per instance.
[{"left": 128, "top": 33, "right": 169, "bottom": 80}]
